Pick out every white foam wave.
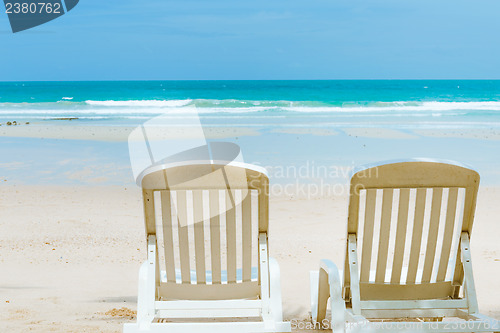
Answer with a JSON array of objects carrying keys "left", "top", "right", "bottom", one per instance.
[
  {"left": 84, "top": 99, "right": 192, "bottom": 107},
  {"left": 0, "top": 106, "right": 274, "bottom": 115},
  {"left": 418, "top": 101, "right": 500, "bottom": 111},
  {"left": 2, "top": 101, "right": 500, "bottom": 120},
  {"left": 283, "top": 101, "right": 500, "bottom": 113}
]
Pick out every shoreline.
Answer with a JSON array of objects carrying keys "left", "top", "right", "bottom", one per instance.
[
  {"left": 2, "top": 123, "right": 500, "bottom": 141},
  {"left": 2, "top": 124, "right": 500, "bottom": 185}
]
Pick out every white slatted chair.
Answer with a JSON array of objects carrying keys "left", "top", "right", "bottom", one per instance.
[
  {"left": 310, "top": 159, "right": 499, "bottom": 332},
  {"left": 124, "top": 161, "right": 291, "bottom": 333}
]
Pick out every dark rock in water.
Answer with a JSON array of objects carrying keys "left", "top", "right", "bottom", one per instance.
[
  {"left": 7, "top": 122, "right": 12, "bottom": 126},
  {"left": 52, "top": 117, "right": 79, "bottom": 121},
  {"left": 13, "top": 121, "right": 17, "bottom": 124},
  {"left": 26, "top": 122, "right": 30, "bottom": 125}
]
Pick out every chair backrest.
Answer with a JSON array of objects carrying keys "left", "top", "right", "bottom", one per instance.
[
  {"left": 139, "top": 161, "right": 269, "bottom": 300},
  {"left": 345, "top": 159, "right": 480, "bottom": 300}
]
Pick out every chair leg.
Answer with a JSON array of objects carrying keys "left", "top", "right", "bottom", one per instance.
[
  {"left": 137, "top": 236, "right": 158, "bottom": 331},
  {"left": 136, "top": 261, "right": 154, "bottom": 329},
  {"left": 269, "top": 257, "right": 284, "bottom": 324}
]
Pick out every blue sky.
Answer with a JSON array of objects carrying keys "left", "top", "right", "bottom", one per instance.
[{"left": 1, "top": 0, "right": 500, "bottom": 80}]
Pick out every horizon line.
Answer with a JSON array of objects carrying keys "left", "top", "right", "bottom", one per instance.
[{"left": 2, "top": 78, "right": 500, "bottom": 83}]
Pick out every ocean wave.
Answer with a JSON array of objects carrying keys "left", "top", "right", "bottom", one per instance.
[
  {"left": 1, "top": 100, "right": 500, "bottom": 118},
  {"left": 281, "top": 101, "right": 500, "bottom": 113},
  {"left": 84, "top": 99, "right": 192, "bottom": 107}
]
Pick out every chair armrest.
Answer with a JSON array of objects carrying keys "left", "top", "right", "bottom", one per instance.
[
  {"left": 460, "top": 232, "right": 479, "bottom": 314},
  {"left": 310, "top": 259, "right": 345, "bottom": 332}
]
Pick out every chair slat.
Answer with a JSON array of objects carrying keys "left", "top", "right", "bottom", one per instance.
[
  {"left": 375, "top": 189, "right": 393, "bottom": 283},
  {"left": 407, "top": 188, "right": 427, "bottom": 284},
  {"left": 360, "top": 189, "right": 377, "bottom": 282},
  {"left": 192, "top": 190, "right": 206, "bottom": 284},
  {"left": 422, "top": 188, "right": 443, "bottom": 283},
  {"left": 391, "top": 189, "right": 410, "bottom": 283},
  {"left": 226, "top": 190, "right": 237, "bottom": 283},
  {"left": 242, "top": 191, "right": 252, "bottom": 282},
  {"left": 209, "top": 190, "right": 222, "bottom": 284},
  {"left": 161, "top": 191, "right": 176, "bottom": 283},
  {"left": 258, "top": 181, "right": 269, "bottom": 233},
  {"left": 143, "top": 189, "right": 156, "bottom": 236},
  {"left": 436, "top": 188, "right": 458, "bottom": 282},
  {"left": 176, "top": 190, "right": 191, "bottom": 283},
  {"left": 461, "top": 186, "right": 476, "bottom": 231}
]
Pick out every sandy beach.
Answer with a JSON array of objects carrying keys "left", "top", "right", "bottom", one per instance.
[
  {"left": 1, "top": 84, "right": 500, "bottom": 332},
  {"left": 3, "top": 123, "right": 500, "bottom": 142},
  {"left": 1, "top": 184, "right": 499, "bottom": 332},
  {"left": 0, "top": 123, "right": 261, "bottom": 141}
]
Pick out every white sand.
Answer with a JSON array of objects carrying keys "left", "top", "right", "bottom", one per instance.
[
  {"left": 0, "top": 124, "right": 261, "bottom": 141},
  {"left": 271, "top": 128, "right": 339, "bottom": 136},
  {"left": 1, "top": 185, "right": 499, "bottom": 332},
  {"left": 3, "top": 123, "right": 500, "bottom": 142},
  {"left": 414, "top": 128, "right": 500, "bottom": 140},
  {"left": 343, "top": 128, "right": 418, "bottom": 139}
]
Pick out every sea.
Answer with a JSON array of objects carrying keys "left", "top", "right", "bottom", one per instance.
[
  {"left": 1, "top": 80, "right": 500, "bottom": 186},
  {"left": 1, "top": 80, "right": 500, "bottom": 128}
]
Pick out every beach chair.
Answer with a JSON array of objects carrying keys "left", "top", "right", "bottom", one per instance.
[
  {"left": 310, "top": 159, "right": 499, "bottom": 332},
  {"left": 124, "top": 161, "right": 291, "bottom": 333}
]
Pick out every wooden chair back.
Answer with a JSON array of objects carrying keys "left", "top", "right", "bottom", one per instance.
[
  {"left": 345, "top": 159, "right": 479, "bottom": 300},
  {"left": 139, "top": 162, "right": 269, "bottom": 300}
]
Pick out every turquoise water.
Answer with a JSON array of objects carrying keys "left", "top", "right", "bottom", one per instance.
[
  {"left": 1, "top": 80, "right": 500, "bottom": 186},
  {"left": 2, "top": 80, "right": 500, "bottom": 103},
  {"left": 1, "top": 80, "right": 500, "bottom": 129}
]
